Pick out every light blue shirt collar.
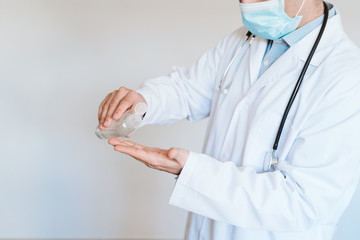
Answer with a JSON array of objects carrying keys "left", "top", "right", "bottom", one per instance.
[{"left": 282, "top": 2, "right": 336, "bottom": 47}]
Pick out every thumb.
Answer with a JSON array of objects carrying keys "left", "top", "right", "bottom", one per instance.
[{"left": 168, "top": 148, "right": 178, "bottom": 159}]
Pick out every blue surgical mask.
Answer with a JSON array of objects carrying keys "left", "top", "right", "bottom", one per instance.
[{"left": 240, "top": 0, "right": 305, "bottom": 40}]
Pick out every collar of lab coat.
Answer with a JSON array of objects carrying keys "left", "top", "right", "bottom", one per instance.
[
  {"left": 291, "top": 14, "right": 345, "bottom": 67},
  {"left": 242, "top": 14, "right": 345, "bottom": 109}
]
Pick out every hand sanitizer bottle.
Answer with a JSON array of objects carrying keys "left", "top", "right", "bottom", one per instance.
[{"left": 95, "top": 102, "right": 147, "bottom": 140}]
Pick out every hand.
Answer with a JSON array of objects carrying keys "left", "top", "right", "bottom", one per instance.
[
  {"left": 108, "top": 138, "right": 189, "bottom": 175},
  {"left": 98, "top": 87, "right": 147, "bottom": 130}
]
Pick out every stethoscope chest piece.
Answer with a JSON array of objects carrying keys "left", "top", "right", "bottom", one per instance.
[
  {"left": 264, "top": 150, "right": 278, "bottom": 172},
  {"left": 221, "top": 88, "right": 229, "bottom": 95},
  {"left": 216, "top": 85, "right": 229, "bottom": 95}
]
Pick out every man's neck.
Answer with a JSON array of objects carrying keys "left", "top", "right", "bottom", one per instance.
[{"left": 297, "top": 1, "right": 325, "bottom": 29}]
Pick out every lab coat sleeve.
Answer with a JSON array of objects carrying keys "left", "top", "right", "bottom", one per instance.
[
  {"left": 135, "top": 29, "right": 246, "bottom": 125},
  {"left": 169, "top": 71, "right": 360, "bottom": 231}
]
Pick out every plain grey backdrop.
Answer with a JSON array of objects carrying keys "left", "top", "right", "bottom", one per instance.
[{"left": 0, "top": 0, "right": 359, "bottom": 239}]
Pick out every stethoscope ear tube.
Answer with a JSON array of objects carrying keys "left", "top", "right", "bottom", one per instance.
[
  {"left": 271, "top": 1, "right": 329, "bottom": 152},
  {"left": 217, "top": 31, "right": 252, "bottom": 94}
]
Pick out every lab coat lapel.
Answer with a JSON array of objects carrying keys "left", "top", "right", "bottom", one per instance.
[
  {"left": 241, "top": 40, "right": 300, "bottom": 101},
  {"left": 248, "top": 36, "right": 268, "bottom": 85},
  {"left": 292, "top": 14, "right": 345, "bottom": 65},
  {"left": 242, "top": 14, "right": 345, "bottom": 100}
]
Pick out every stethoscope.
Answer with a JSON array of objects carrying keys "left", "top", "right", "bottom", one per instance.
[{"left": 217, "top": 1, "right": 329, "bottom": 172}]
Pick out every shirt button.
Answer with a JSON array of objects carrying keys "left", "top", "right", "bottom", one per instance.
[{"left": 263, "top": 60, "right": 270, "bottom": 66}]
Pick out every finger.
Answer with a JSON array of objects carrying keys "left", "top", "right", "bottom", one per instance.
[
  {"left": 114, "top": 144, "right": 167, "bottom": 166},
  {"left": 108, "top": 138, "right": 139, "bottom": 148},
  {"left": 104, "top": 89, "right": 128, "bottom": 123},
  {"left": 100, "top": 91, "right": 117, "bottom": 127},
  {"left": 98, "top": 94, "right": 113, "bottom": 130},
  {"left": 112, "top": 92, "right": 138, "bottom": 120},
  {"left": 98, "top": 93, "right": 111, "bottom": 122},
  {"left": 108, "top": 137, "right": 124, "bottom": 146},
  {"left": 121, "top": 139, "right": 147, "bottom": 149},
  {"left": 99, "top": 92, "right": 114, "bottom": 125},
  {"left": 109, "top": 138, "right": 163, "bottom": 157},
  {"left": 113, "top": 144, "right": 148, "bottom": 162}
]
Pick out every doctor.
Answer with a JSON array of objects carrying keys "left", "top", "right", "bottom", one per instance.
[{"left": 98, "top": 0, "right": 360, "bottom": 239}]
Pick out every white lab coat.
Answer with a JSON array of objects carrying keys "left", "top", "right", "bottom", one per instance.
[{"left": 136, "top": 14, "right": 360, "bottom": 240}]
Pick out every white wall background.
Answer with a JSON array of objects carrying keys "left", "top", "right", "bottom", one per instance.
[{"left": 0, "top": 0, "right": 359, "bottom": 239}]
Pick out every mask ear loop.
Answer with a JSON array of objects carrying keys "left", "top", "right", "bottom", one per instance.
[{"left": 296, "top": 0, "right": 306, "bottom": 16}]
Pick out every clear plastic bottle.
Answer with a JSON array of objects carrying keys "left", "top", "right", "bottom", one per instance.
[{"left": 95, "top": 102, "right": 147, "bottom": 140}]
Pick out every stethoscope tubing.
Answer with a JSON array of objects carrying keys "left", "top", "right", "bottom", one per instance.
[
  {"left": 217, "top": 31, "right": 252, "bottom": 93},
  {"left": 272, "top": 1, "right": 329, "bottom": 152},
  {"left": 217, "top": 1, "right": 329, "bottom": 172}
]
